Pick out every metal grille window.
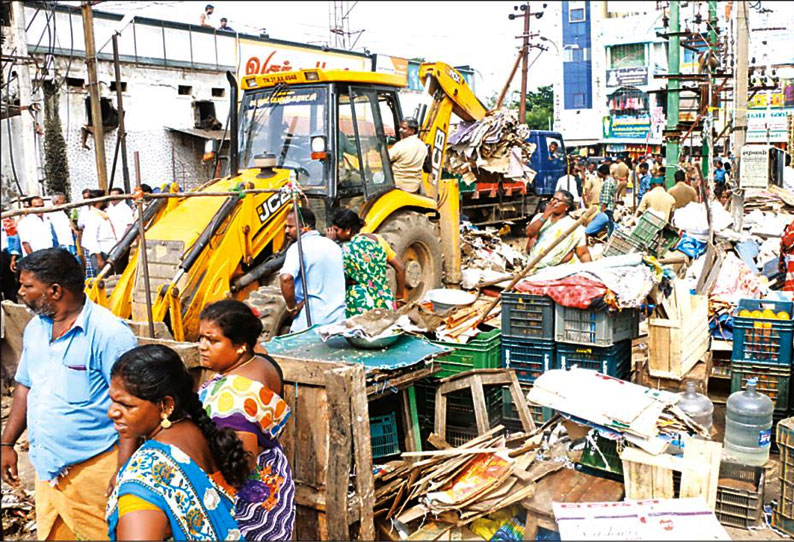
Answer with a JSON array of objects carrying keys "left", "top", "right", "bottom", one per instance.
[{"left": 610, "top": 43, "right": 646, "bottom": 69}]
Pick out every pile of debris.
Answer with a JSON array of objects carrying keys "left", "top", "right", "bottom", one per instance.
[
  {"left": 1, "top": 487, "right": 35, "bottom": 539},
  {"left": 445, "top": 109, "right": 536, "bottom": 185},
  {"left": 373, "top": 425, "right": 559, "bottom": 539}
]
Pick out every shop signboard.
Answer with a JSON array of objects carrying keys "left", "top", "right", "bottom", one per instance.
[
  {"left": 603, "top": 115, "right": 652, "bottom": 139},
  {"left": 237, "top": 39, "right": 370, "bottom": 81},
  {"left": 606, "top": 67, "right": 648, "bottom": 88},
  {"left": 747, "top": 107, "right": 794, "bottom": 143},
  {"left": 375, "top": 55, "right": 409, "bottom": 85}
]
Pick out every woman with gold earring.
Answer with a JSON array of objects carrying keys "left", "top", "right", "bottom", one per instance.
[
  {"left": 106, "top": 344, "right": 249, "bottom": 540},
  {"left": 198, "top": 299, "right": 294, "bottom": 541}
]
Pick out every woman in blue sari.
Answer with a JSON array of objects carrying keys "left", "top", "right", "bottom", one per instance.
[{"left": 106, "top": 344, "right": 250, "bottom": 541}]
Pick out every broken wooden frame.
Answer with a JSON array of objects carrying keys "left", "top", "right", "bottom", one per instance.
[{"left": 434, "top": 369, "right": 536, "bottom": 441}]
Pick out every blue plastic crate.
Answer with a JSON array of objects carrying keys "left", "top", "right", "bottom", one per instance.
[
  {"left": 555, "top": 340, "right": 632, "bottom": 379},
  {"left": 370, "top": 412, "right": 400, "bottom": 459},
  {"left": 502, "top": 337, "right": 555, "bottom": 384},
  {"left": 732, "top": 299, "right": 794, "bottom": 367},
  {"left": 501, "top": 292, "right": 555, "bottom": 340},
  {"left": 554, "top": 305, "right": 639, "bottom": 347}
]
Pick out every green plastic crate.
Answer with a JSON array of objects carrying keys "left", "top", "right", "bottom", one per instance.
[
  {"left": 501, "top": 385, "right": 553, "bottom": 429},
  {"left": 431, "top": 328, "right": 502, "bottom": 378},
  {"left": 630, "top": 210, "right": 667, "bottom": 245},
  {"left": 370, "top": 412, "right": 400, "bottom": 459},
  {"left": 579, "top": 431, "right": 624, "bottom": 475},
  {"left": 730, "top": 362, "right": 791, "bottom": 413}
]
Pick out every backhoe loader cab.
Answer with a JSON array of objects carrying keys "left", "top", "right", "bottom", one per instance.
[{"left": 90, "top": 64, "right": 478, "bottom": 342}]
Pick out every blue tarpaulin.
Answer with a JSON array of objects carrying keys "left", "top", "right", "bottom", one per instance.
[{"left": 263, "top": 326, "right": 450, "bottom": 371}]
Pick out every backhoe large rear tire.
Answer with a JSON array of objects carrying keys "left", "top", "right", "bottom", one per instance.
[
  {"left": 247, "top": 286, "right": 293, "bottom": 342},
  {"left": 377, "top": 211, "right": 442, "bottom": 304}
]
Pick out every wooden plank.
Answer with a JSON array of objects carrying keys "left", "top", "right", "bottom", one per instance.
[
  {"left": 508, "top": 372, "right": 536, "bottom": 432},
  {"left": 680, "top": 436, "right": 722, "bottom": 510},
  {"left": 471, "top": 374, "right": 491, "bottom": 434},
  {"left": 434, "top": 390, "right": 448, "bottom": 440},
  {"left": 367, "top": 364, "right": 439, "bottom": 399},
  {"left": 437, "top": 369, "right": 512, "bottom": 394},
  {"left": 324, "top": 368, "right": 353, "bottom": 539},
  {"left": 349, "top": 365, "right": 375, "bottom": 540},
  {"left": 270, "top": 354, "right": 348, "bottom": 386}
]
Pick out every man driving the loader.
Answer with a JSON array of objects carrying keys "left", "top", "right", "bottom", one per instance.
[{"left": 388, "top": 117, "right": 427, "bottom": 194}]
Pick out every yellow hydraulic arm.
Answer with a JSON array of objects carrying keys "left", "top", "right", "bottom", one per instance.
[{"left": 416, "top": 62, "right": 487, "bottom": 283}]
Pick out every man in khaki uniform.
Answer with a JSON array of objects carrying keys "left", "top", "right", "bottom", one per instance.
[
  {"left": 668, "top": 169, "right": 698, "bottom": 209},
  {"left": 388, "top": 117, "right": 427, "bottom": 193},
  {"left": 636, "top": 176, "right": 676, "bottom": 222},
  {"left": 610, "top": 157, "right": 630, "bottom": 201},
  {"left": 582, "top": 162, "right": 602, "bottom": 207}
]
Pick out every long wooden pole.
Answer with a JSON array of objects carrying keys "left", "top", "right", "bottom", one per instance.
[
  {"left": 476, "top": 206, "right": 598, "bottom": 325},
  {"left": 496, "top": 46, "right": 525, "bottom": 110},
  {"left": 134, "top": 151, "right": 155, "bottom": 338},
  {"left": 81, "top": 2, "right": 108, "bottom": 190}
]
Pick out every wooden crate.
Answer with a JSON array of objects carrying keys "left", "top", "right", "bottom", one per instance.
[
  {"left": 648, "top": 281, "right": 710, "bottom": 380},
  {"left": 634, "top": 352, "right": 712, "bottom": 395},
  {"left": 621, "top": 436, "right": 722, "bottom": 510}
]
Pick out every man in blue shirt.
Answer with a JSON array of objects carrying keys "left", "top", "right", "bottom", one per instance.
[
  {"left": 714, "top": 160, "right": 727, "bottom": 185},
  {"left": 636, "top": 162, "right": 652, "bottom": 204},
  {"left": 0, "top": 248, "right": 138, "bottom": 540},
  {"left": 280, "top": 207, "right": 346, "bottom": 332}
]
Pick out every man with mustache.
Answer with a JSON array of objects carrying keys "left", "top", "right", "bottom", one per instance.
[{"left": 0, "top": 248, "right": 137, "bottom": 540}]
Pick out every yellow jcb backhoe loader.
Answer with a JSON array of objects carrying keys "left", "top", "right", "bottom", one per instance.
[{"left": 83, "top": 62, "right": 487, "bottom": 341}]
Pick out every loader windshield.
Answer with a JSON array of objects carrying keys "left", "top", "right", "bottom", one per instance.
[{"left": 239, "top": 86, "right": 328, "bottom": 186}]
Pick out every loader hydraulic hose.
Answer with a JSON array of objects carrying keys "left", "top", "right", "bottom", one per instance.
[
  {"left": 105, "top": 197, "right": 167, "bottom": 268},
  {"left": 179, "top": 195, "right": 240, "bottom": 274},
  {"left": 226, "top": 71, "right": 240, "bottom": 178},
  {"left": 230, "top": 250, "right": 288, "bottom": 293}
]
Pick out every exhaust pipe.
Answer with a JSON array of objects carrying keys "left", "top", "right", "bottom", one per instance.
[{"left": 226, "top": 71, "right": 240, "bottom": 178}]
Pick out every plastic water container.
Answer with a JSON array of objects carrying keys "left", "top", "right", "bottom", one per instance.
[
  {"left": 677, "top": 381, "right": 714, "bottom": 433},
  {"left": 724, "top": 378, "right": 775, "bottom": 466}
]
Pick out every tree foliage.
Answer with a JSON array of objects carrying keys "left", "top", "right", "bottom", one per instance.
[
  {"left": 486, "top": 85, "right": 554, "bottom": 131},
  {"left": 42, "top": 81, "right": 70, "bottom": 198}
]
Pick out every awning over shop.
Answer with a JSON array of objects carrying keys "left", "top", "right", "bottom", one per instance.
[{"left": 165, "top": 126, "right": 230, "bottom": 140}]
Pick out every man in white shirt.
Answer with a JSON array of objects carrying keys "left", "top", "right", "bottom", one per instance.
[
  {"left": 81, "top": 190, "right": 118, "bottom": 278},
  {"left": 388, "top": 117, "right": 428, "bottom": 193},
  {"left": 555, "top": 164, "right": 581, "bottom": 205},
  {"left": 199, "top": 4, "right": 215, "bottom": 27},
  {"left": 107, "top": 188, "right": 135, "bottom": 239},
  {"left": 17, "top": 196, "right": 57, "bottom": 255},
  {"left": 46, "top": 193, "right": 77, "bottom": 256}
]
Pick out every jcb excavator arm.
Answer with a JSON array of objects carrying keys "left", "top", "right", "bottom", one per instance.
[{"left": 417, "top": 62, "right": 487, "bottom": 284}]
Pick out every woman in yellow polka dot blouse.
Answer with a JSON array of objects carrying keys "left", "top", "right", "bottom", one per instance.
[{"left": 198, "top": 300, "right": 294, "bottom": 541}]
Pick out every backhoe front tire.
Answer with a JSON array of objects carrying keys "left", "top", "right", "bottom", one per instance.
[
  {"left": 377, "top": 211, "right": 443, "bottom": 304},
  {"left": 247, "top": 286, "right": 293, "bottom": 342}
]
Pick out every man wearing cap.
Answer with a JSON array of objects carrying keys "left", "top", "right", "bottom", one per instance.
[
  {"left": 388, "top": 118, "right": 427, "bottom": 194},
  {"left": 636, "top": 175, "right": 676, "bottom": 222}
]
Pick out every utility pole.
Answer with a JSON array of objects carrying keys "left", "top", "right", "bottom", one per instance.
[
  {"left": 664, "top": 1, "right": 681, "bottom": 188},
  {"left": 9, "top": 1, "right": 41, "bottom": 196},
  {"left": 701, "top": 1, "right": 718, "bottom": 186},
  {"left": 519, "top": 1, "right": 531, "bottom": 123},
  {"left": 732, "top": 0, "right": 749, "bottom": 229},
  {"left": 509, "top": 2, "right": 544, "bottom": 122},
  {"left": 82, "top": 1, "right": 108, "bottom": 191}
]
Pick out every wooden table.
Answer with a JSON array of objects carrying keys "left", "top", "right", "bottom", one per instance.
[{"left": 521, "top": 467, "right": 625, "bottom": 538}]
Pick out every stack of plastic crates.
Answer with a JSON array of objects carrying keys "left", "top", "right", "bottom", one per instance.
[
  {"left": 430, "top": 328, "right": 502, "bottom": 379},
  {"left": 500, "top": 386, "right": 553, "bottom": 433},
  {"left": 715, "top": 461, "right": 765, "bottom": 529},
  {"left": 730, "top": 299, "right": 794, "bottom": 449},
  {"left": 773, "top": 417, "right": 794, "bottom": 535},
  {"left": 556, "top": 340, "right": 633, "bottom": 380}
]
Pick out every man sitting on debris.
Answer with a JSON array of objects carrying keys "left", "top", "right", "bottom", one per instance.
[
  {"left": 388, "top": 117, "right": 427, "bottom": 194},
  {"left": 669, "top": 169, "right": 698, "bottom": 209},
  {"left": 636, "top": 175, "right": 676, "bottom": 222},
  {"left": 525, "top": 190, "right": 591, "bottom": 270},
  {"left": 280, "top": 206, "right": 346, "bottom": 333}
]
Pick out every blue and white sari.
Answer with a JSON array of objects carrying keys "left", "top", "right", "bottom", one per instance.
[{"left": 106, "top": 439, "right": 241, "bottom": 541}]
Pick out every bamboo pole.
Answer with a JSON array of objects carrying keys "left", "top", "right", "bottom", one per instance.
[
  {"left": 475, "top": 206, "right": 598, "bottom": 326},
  {"left": 0, "top": 188, "right": 284, "bottom": 219}
]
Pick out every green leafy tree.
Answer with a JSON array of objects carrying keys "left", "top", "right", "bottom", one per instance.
[{"left": 487, "top": 86, "right": 554, "bottom": 130}]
